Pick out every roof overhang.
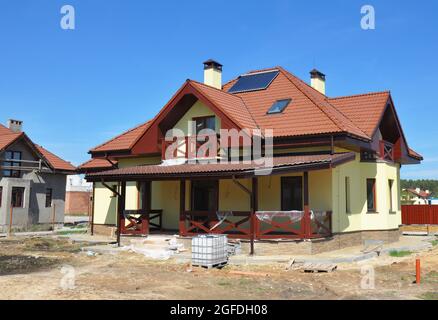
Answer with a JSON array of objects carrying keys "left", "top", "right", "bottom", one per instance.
[{"left": 85, "top": 152, "right": 355, "bottom": 182}]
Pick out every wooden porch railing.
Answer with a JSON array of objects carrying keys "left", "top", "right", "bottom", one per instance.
[
  {"left": 179, "top": 210, "right": 332, "bottom": 240},
  {"left": 120, "top": 209, "right": 163, "bottom": 235}
]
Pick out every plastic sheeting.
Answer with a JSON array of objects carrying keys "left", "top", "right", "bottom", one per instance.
[
  {"left": 210, "top": 211, "right": 235, "bottom": 230},
  {"left": 255, "top": 211, "right": 304, "bottom": 223}
]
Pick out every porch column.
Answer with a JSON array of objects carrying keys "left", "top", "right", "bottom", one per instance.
[
  {"left": 303, "top": 171, "right": 311, "bottom": 238},
  {"left": 90, "top": 184, "right": 95, "bottom": 236},
  {"left": 116, "top": 181, "right": 126, "bottom": 247},
  {"left": 142, "top": 180, "right": 152, "bottom": 234},
  {"left": 179, "top": 179, "right": 186, "bottom": 236},
  {"left": 250, "top": 177, "right": 258, "bottom": 255}
]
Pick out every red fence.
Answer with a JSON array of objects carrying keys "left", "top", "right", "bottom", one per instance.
[{"left": 401, "top": 205, "right": 438, "bottom": 225}]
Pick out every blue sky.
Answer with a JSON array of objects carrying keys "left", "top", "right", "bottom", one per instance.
[{"left": 0, "top": 0, "right": 437, "bottom": 178}]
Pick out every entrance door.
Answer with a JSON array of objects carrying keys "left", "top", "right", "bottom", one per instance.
[
  {"left": 281, "top": 177, "right": 303, "bottom": 211},
  {"left": 191, "top": 180, "right": 218, "bottom": 212}
]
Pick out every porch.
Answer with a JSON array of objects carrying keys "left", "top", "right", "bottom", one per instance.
[{"left": 86, "top": 153, "right": 353, "bottom": 248}]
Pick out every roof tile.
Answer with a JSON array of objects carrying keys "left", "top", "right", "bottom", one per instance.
[{"left": 36, "top": 145, "right": 76, "bottom": 172}]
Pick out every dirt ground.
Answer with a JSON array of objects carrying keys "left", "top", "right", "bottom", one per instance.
[{"left": 0, "top": 236, "right": 437, "bottom": 300}]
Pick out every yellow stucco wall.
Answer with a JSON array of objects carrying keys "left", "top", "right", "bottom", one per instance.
[
  {"left": 173, "top": 100, "right": 221, "bottom": 136},
  {"left": 331, "top": 153, "right": 401, "bottom": 233},
  {"left": 93, "top": 182, "right": 118, "bottom": 225}
]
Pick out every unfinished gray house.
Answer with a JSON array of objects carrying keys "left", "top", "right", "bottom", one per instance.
[{"left": 0, "top": 119, "right": 76, "bottom": 232}]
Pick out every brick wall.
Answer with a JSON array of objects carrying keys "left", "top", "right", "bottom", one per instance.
[{"left": 65, "top": 191, "right": 91, "bottom": 214}]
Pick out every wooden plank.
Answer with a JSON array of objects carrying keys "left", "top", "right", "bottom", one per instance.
[{"left": 302, "top": 263, "right": 337, "bottom": 273}]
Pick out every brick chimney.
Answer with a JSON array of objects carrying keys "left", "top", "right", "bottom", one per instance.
[
  {"left": 310, "top": 69, "right": 326, "bottom": 95},
  {"left": 7, "top": 119, "right": 23, "bottom": 133},
  {"left": 203, "top": 59, "right": 222, "bottom": 89}
]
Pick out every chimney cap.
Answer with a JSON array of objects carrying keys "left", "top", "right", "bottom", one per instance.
[
  {"left": 310, "top": 69, "right": 326, "bottom": 80},
  {"left": 8, "top": 119, "right": 23, "bottom": 124},
  {"left": 203, "top": 59, "right": 223, "bottom": 71},
  {"left": 7, "top": 119, "right": 23, "bottom": 133}
]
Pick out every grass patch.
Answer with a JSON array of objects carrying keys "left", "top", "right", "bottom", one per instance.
[
  {"left": 217, "top": 280, "right": 232, "bottom": 286},
  {"left": 431, "top": 240, "right": 438, "bottom": 247},
  {"left": 56, "top": 229, "right": 87, "bottom": 235},
  {"left": 24, "top": 237, "right": 81, "bottom": 253},
  {"left": 0, "top": 255, "right": 58, "bottom": 276},
  {"left": 419, "top": 292, "right": 438, "bottom": 300},
  {"left": 389, "top": 250, "right": 412, "bottom": 257}
]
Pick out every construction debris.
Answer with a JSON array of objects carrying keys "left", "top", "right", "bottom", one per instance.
[
  {"left": 227, "top": 240, "right": 241, "bottom": 256},
  {"left": 361, "top": 239, "right": 384, "bottom": 255},
  {"left": 285, "top": 260, "right": 337, "bottom": 273},
  {"left": 285, "top": 259, "right": 295, "bottom": 271},
  {"left": 302, "top": 263, "right": 337, "bottom": 273}
]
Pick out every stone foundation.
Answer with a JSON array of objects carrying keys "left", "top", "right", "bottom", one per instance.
[
  {"left": 92, "top": 224, "right": 117, "bottom": 238},
  {"left": 178, "top": 229, "right": 401, "bottom": 255}
]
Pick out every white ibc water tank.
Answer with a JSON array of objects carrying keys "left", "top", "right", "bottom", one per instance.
[{"left": 191, "top": 234, "right": 228, "bottom": 268}]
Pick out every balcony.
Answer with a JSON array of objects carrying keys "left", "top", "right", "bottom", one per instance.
[
  {"left": 161, "top": 134, "right": 221, "bottom": 160},
  {"left": 379, "top": 140, "right": 394, "bottom": 162}
]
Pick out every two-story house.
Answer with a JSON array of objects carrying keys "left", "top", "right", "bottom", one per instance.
[
  {"left": 80, "top": 61, "right": 422, "bottom": 254},
  {"left": 0, "top": 120, "right": 76, "bottom": 232}
]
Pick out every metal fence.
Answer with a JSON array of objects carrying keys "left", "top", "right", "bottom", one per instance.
[{"left": 401, "top": 205, "right": 438, "bottom": 225}]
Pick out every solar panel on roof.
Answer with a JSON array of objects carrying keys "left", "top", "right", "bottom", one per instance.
[{"left": 228, "top": 70, "right": 279, "bottom": 93}]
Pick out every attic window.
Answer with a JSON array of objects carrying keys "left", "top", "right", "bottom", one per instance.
[{"left": 267, "top": 99, "right": 291, "bottom": 114}]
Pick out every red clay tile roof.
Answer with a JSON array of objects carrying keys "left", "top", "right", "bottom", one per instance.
[
  {"left": 223, "top": 67, "right": 369, "bottom": 139},
  {"left": 329, "top": 91, "right": 391, "bottom": 137},
  {"left": 86, "top": 153, "right": 355, "bottom": 179},
  {"left": 1, "top": 123, "right": 75, "bottom": 172},
  {"left": 78, "top": 158, "right": 116, "bottom": 170},
  {"left": 0, "top": 124, "right": 23, "bottom": 151},
  {"left": 86, "top": 65, "right": 420, "bottom": 162},
  {"left": 90, "top": 120, "right": 152, "bottom": 153},
  {"left": 35, "top": 145, "right": 76, "bottom": 172},
  {"left": 406, "top": 188, "right": 431, "bottom": 198},
  {"left": 0, "top": 132, "right": 22, "bottom": 151},
  {"left": 189, "top": 80, "right": 259, "bottom": 130}
]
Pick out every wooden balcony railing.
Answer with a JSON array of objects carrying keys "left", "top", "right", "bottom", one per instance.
[
  {"left": 161, "top": 134, "right": 221, "bottom": 160},
  {"left": 380, "top": 140, "right": 394, "bottom": 161}
]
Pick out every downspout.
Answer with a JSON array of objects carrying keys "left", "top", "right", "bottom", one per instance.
[{"left": 330, "top": 135, "right": 335, "bottom": 155}]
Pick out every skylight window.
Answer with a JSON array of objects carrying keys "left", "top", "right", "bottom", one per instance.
[
  {"left": 267, "top": 99, "right": 291, "bottom": 114},
  {"left": 228, "top": 70, "right": 279, "bottom": 94}
]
